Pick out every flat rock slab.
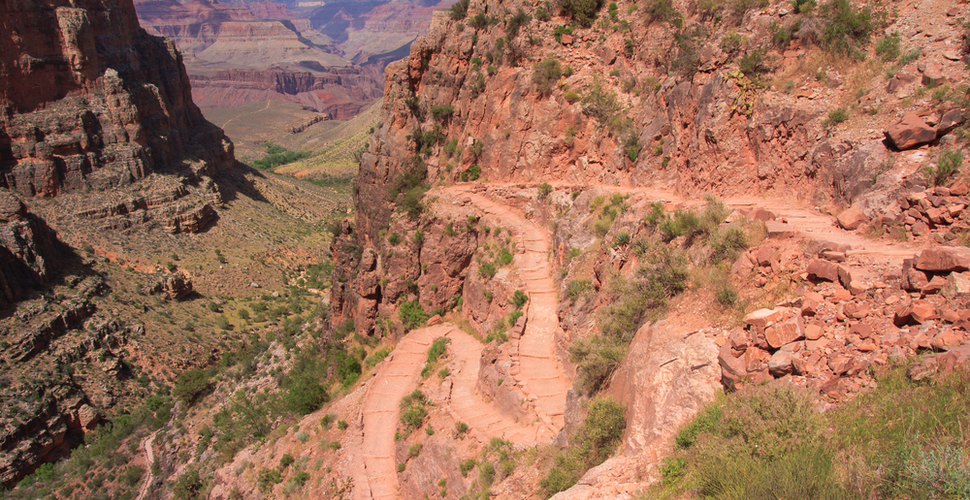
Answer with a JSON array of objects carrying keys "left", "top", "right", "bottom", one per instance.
[
  {"left": 914, "top": 246, "right": 970, "bottom": 272},
  {"left": 885, "top": 112, "right": 936, "bottom": 150}
]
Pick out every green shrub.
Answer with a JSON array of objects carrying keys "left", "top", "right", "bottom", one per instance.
[
  {"left": 450, "top": 0, "right": 469, "bottom": 19},
  {"left": 479, "top": 261, "right": 497, "bottom": 278},
  {"left": 283, "top": 374, "right": 329, "bottom": 414},
  {"left": 568, "top": 335, "right": 626, "bottom": 394},
  {"left": 564, "top": 91, "right": 581, "bottom": 103},
  {"left": 408, "top": 442, "right": 423, "bottom": 458},
  {"left": 280, "top": 454, "right": 295, "bottom": 468},
  {"left": 875, "top": 33, "right": 900, "bottom": 61},
  {"left": 251, "top": 142, "right": 310, "bottom": 170},
  {"left": 400, "top": 300, "right": 430, "bottom": 330},
  {"left": 400, "top": 390, "right": 428, "bottom": 430},
  {"left": 388, "top": 232, "right": 401, "bottom": 245},
  {"left": 173, "top": 369, "right": 213, "bottom": 405},
  {"left": 819, "top": 0, "right": 874, "bottom": 58},
  {"left": 822, "top": 107, "right": 849, "bottom": 128},
  {"left": 538, "top": 182, "right": 553, "bottom": 198},
  {"left": 566, "top": 280, "right": 592, "bottom": 300},
  {"left": 421, "top": 337, "right": 450, "bottom": 377},
  {"left": 643, "top": 0, "right": 679, "bottom": 24},
  {"left": 510, "top": 290, "right": 529, "bottom": 309},
  {"left": 925, "top": 148, "right": 962, "bottom": 186},
  {"left": 558, "top": 0, "right": 604, "bottom": 27},
  {"left": 539, "top": 397, "right": 626, "bottom": 497},
  {"left": 430, "top": 104, "right": 455, "bottom": 121},
  {"left": 460, "top": 164, "right": 481, "bottom": 181},
  {"left": 459, "top": 458, "right": 476, "bottom": 476},
  {"left": 506, "top": 9, "right": 531, "bottom": 40},
  {"left": 533, "top": 58, "right": 562, "bottom": 96},
  {"left": 469, "top": 12, "right": 489, "bottom": 29}
]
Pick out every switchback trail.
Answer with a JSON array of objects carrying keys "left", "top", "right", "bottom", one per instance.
[{"left": 445, "top": 186, "right": 572, "bottom": 432}]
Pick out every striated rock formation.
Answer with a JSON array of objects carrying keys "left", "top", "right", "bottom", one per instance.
[
  {"left": 134, "top": 0, "right": 429, "bottom": 117},
  {"left": 0, "top": 192, "right": 62, "bottom": 308},
  {"left": 0, "top": 0, "right": 236, "bottom": 486},
  {"left": 1, "top": 0, "right": 234, "bottom": 199}
]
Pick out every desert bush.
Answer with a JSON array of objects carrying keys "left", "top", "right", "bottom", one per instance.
[
  {"left": 399, "top": 300, "right": 430, "bottom": 330},
  {"left": 819, "top": 0, "right": 874, "bottom": 58},
  {"left": 822, "top": 107, "right": 849, "bottom": 128},
  {"left": 539, "top": 397, "right": 626, "bottom": 497},
  {"left": 538, "top": 182, "right": 553, "bottom": 198},
  {"left": 568, "top": 335, "right": 626, "bottom": 394},
  {"left": 173, "top": 369, "right": 213, "bottom": 405},
  {"left": 399, "top": 390, "right": 429, "bottom": 430},
  {"left": 924, "top": 148, "right": 962, "bottom": 186},
  {"left": 565, "top": 279, "right": 592, "bottom": 300},
  {"left": 533, "top": 58, "right": 562, "bottom": 96},
  {"left": 643, "top": 0, "right": 679, "bottom": 24},
  {"left": 510, "top": 290, "right": 529, "bottom": 309},
  {"left": 430, "top": 104, "right": 455, "bottom": 121},
  {"left": 506, "top": 9, "right": 531, "bottom": 40},
  {"left": 421, "top": 337, "right": 450, "bottom": 377},
  {"left": 450, "top": 0, "right": 469, "bottom": 20},
  {"left": 557, "top": 0, "right": 604, "bottom": 27},
  {"left": 875, "top": 33, "right": 900, "bottom": 61},
  {"left": 460, "top": 164, "right": 481, "bottom": 181}
]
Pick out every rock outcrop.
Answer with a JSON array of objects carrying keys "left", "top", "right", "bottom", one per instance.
[
  {"left": 0, "top": 0, "right": 237, "bottom": 486},
  {"left": 1, "top": 0, "right": 234, "bottom": 199}
]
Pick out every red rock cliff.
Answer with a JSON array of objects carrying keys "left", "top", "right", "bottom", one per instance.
[{"left": 0, "top": 0, "right": 235, "bottom": 198}]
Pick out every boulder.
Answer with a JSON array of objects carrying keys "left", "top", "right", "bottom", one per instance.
[
  {"left": 894, "top": 300, "right": 937, "bottom": 326},
  {"left": 931, "top": 330, "right": 963, "bottom": 352},
  {"left": 747, "top": 208, "right": 776, "bottom": 221},
  {"left": 885, "top": 112, "right": 937, "bottom": 150},
  {"left": 921, "top": 275, "right": 947, "bottom": 294},
  {"left": 920, "top": 62, "right": 946, "bottom": 87},
  {"left": 718, "top": 344, "right": 747, "bottom": 390},
  {"left": 937, "top": 108, "right": 966, "bottom": 137},
  {"left": 765, "top": 220, "right": 795, "bottom": 238},
  {"left": 78, "top": 405, "right": 101, "bottom": 430},
  {"left": 950, "top": 181, "right": 969, "bottom": 196},
  {"left": 837, "top": 206, "right": 867, "bottom": 230},
  {"left": 768, "top": 349, "right": 794, "bottom": 377},
  {"left": 765, "top": 315, "right": 804, "bottom": 348},
  {"left": 743, "top": 308, "right": 785, "bottom": 328},
  {"left": 945, "top": 273, "right": 970, "bottom": 295},
  {"left": 914, "top": 246, "right": 970, "bottom": 272},
  {"left": 806, "top": 259, "right": 841, "bottom": 282},
  {"left": 804, "top": 323, "right": 824, "bottom": 340}
]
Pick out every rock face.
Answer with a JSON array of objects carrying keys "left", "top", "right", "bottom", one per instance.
[
  {"left": 0, "top": 0, "right": 236, "bottom": 486},
  {"left": 133, "top": 0, "right": 432, "bottom": 117},
  {"left": 0, "top": 192, "right": 63, "bottom": 307},
  {"left": 1, "top": 0, "right": 235, "bottom": 200}
]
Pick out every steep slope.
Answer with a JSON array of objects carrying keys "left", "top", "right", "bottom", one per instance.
[
  {"left": 0, "top": 0, "right": 239, "bottom": 485},
  {"left": 326, "top": 0, "right": 969, "bottom": 497}
]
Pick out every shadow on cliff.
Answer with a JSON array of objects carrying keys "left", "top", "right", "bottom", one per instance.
[
  {"left": 0, "top": 215, "right": 98, "bottom": 321},
  {"left": 214, "top": 162, "right": 270, "bottom": 205}
]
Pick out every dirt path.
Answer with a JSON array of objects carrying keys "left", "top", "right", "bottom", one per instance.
[
  {"left": 443, "top": 327, "right": 555, "bottom": 444},
  {"left": 135, "top": 430, "right": 159, "bottom": 500},
  {"left": 446, "top": 187, "right": 572, "bottom": 432},
  {"left": 473, "top": 182, "right": 915, "bottom": 268},
  {"left": 356, "top": 325, "right": 444, "bottom": 500}
]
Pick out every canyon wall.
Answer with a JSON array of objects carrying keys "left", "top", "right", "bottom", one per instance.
[{"left": 0, "top": 0, "right": 236, "bottom": 485}]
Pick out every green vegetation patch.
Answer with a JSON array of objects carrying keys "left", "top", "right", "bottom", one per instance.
[{"left": 648, "top": 366, "right": 970, "bottom": 499}]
